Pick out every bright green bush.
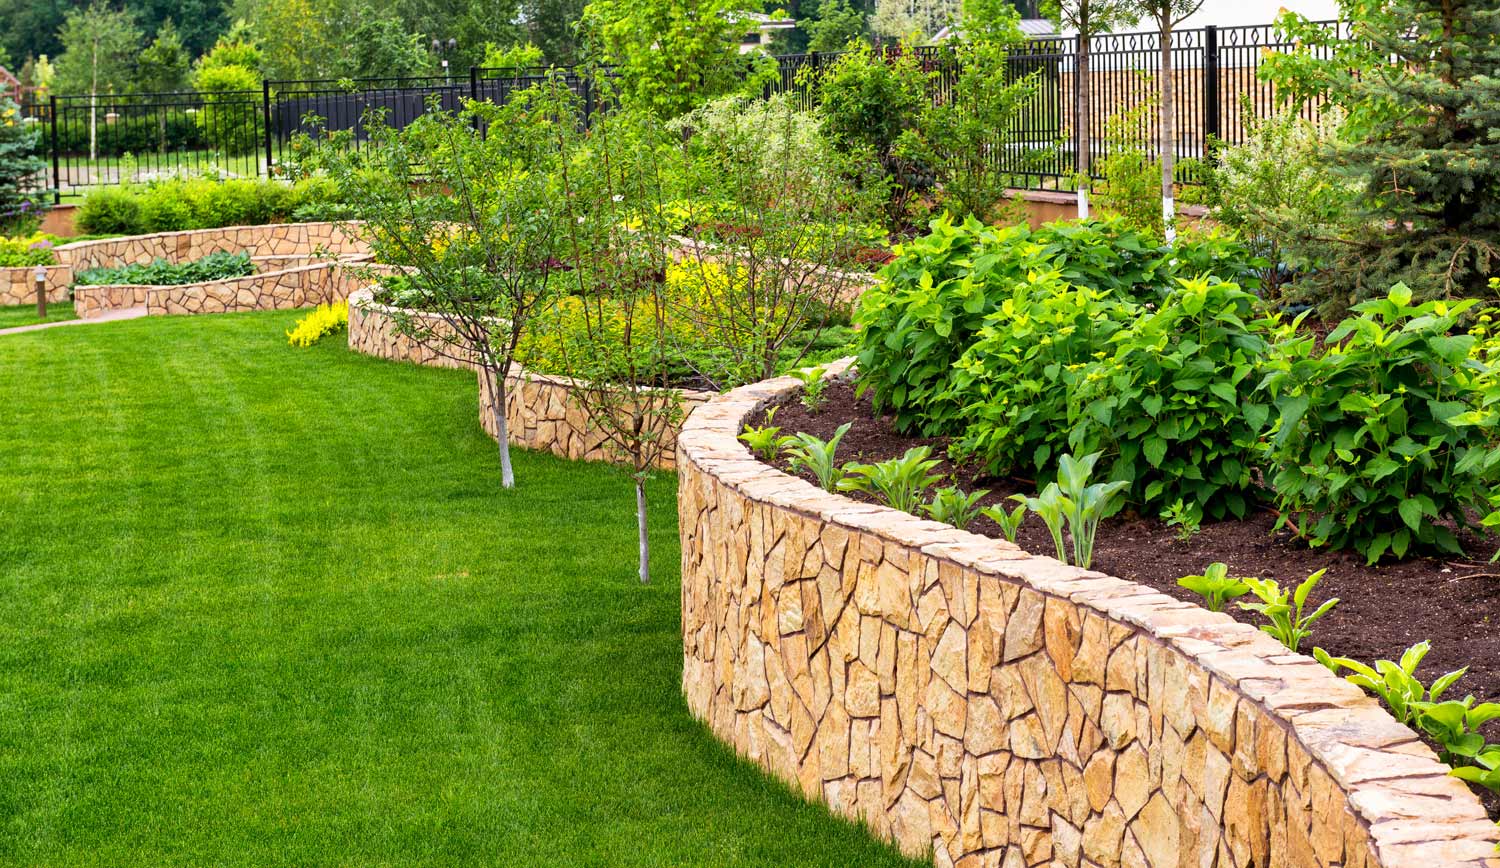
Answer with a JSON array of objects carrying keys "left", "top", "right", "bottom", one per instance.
[
  {"left": 76, "top": 176, "right": 346, "bottom": 236},
  {"left": 854, "top": 214, "right": 1264, "bottom": 435},
  {"left": 1259, "top": 285, "right": 1500, "bottom": 563},
  {"left": 0, "top": 232, "right": 60, "bottom": 267},
  {"left": 75, "top": 251, "right": 255, "bottom": 286}
]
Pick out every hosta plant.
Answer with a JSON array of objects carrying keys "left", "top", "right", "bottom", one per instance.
[
  {"left": 1314, "top": 640, "right": 1466, "bottom": 727},
  {"left": 1237, "top": 570, "right": 1338, "bottom": 653},
  {"left": 1414, "top": 698, "right": 1500, "bottom": 768},
  {"left": 980, "top": 498, "right": 1028, "bottom": 543},
  {"left": 740, "top": 408, "right": 788, "bottom": 461},
  {"left": 839, "top": 446, "right": 945, "bottom": 515},
  {"left": 782, "top": 423, "right": 851, "bottom": 492},
  {"left": 925, "top": 487, "right": 989, "bottom": 531},
  {"left": 1054, "top": 451, "right": 1128, "bottom": 570},
  {"left": 791, "top": 365, "right": 830, "bottom": 413},
  {"left": 1176, "top": 563, "right": 1250, "bottom": 613},
  {"left": 1259, "top": 285, "right": 1500, "bottom": 563}
]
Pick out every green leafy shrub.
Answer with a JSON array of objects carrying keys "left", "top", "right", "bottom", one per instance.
[
  {"left": 1259, "top": 285, "right": 1500, "bottom": 562},
  {"left": 76, "top": 175, "right": 345, "bottom": 236},
  {"left": 76, "top": 186, "right": 144, "bottom": 235},
  {"left": 0, "top": 232, "right": 59, "bottom": 267},
  {"left": 75, "top": 251, "right": 255, "bottom": 286},
  {"left": 855, "top": 215, "right": 1263, "bottom": 437}
]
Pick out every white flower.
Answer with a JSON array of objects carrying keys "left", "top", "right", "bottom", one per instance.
[{"left": 612, "top": 194, "right": 623, "bottom": 203}]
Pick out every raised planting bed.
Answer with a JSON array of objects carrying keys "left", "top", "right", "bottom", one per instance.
[
  {"left": 749, "top": 365, "right": 1500, "bottom": 819},
  {"left": 680, "top": 359, "right": 1500, "bottom": 867},
  {"left": 73, "top": 253, "right": 371, "bottom": 318}
]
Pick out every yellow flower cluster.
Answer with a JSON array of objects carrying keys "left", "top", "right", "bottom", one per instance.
[{"left": 285, "top": 301, "right": 349, "bottom": 347}]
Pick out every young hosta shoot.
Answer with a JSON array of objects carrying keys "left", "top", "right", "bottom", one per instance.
[
  {"left": 980, "top": 496, "right": 1028, "bottom": 543},
  {"left": 1237, "top": 569, "right": 1338, "bottom": 653},
  {"left": 838, "top": 446, "right": 945, "bottom": 514},
  {"left": 1024, "top": 484, "right": 1069, "bottom": 564},
  {"left": 791, "top": 365, "right": 830, "bottom": 413},
  {"left": 1314, "top": 640, "right": 1467, "bottom": 727},
  {"left": 783, "top": 423, "right": 852, "bottom": 491},
  {"left": 925, "top": 486, "right": 990, "bottom": 530},
  {"left": 1055, "top": 451, "right": 1129, "bottom": 570},
  {"left": 1450, "top": 748, "right": 1500, "bottom": 794},
  {"left": 1414, "top": 698, "right": 1500, "bottom": 768},
  {"left": 740, "top": 407, "right": 789, "bottom": 461},
  {"left": 1177, "top": 562, "right": 1251, "bottom": 612}
]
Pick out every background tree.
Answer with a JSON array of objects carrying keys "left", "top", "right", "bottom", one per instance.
[
  {"left": 521, "top": 0, "right": 589, "bottom": 63},
  {"left": 192, "top": 28, "right": 263, "bottom": 156},
  {"left": 55, "top": 2, "right": 143, "bottom": 161},
  {"left": 1267, "top": 0, "right": 1499, "bottom": 305},
  {"left": 0, "top": 97, "right": 49, "bottom": 234},
  {"left": 1126, "top": 0, "right": 1203, "bottom": 242},
  {"left": 1041, "top": 0, "right": 1137, "bottom": 218},
  {"left": 340, "top": 10, "right": 433, "bottom": 79},
  {"left": 234, "top": 0, "right": 356, "bottom": 81},
  {"left": 138, "top": 21, "right": 192, "bottom": 93},
  {"left": 805, "top": 0, "right": 869, "bottom": 51},
  {"left": 582, "top": 0, "right": 757, "bottom": 117},
  {"left": 872, "top": 0, "right": 959, "bottom": 41}
]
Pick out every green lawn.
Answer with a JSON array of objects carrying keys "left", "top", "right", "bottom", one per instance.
[
  {"left": 0, "top": 311, "right": 922, "bottom": 868},
  {"left": 0, "top": 304, "right": 77, "bottom": 330}
]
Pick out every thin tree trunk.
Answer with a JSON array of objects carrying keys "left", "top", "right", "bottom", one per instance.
[
  {"left": 483, "top": 362, "right": 516, "bottom": 488},
  {"left": 1158, "top": 21, "right": 1176, "bottom": 243},
  {"left": 1076, "top": 34, "right": 1092, "bottom": 219},
  {"left": 636, "top": 476, "right": 650, "bottom": 584}
]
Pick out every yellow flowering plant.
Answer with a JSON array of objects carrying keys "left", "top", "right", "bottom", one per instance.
[{"left": 286, "top": 301, "right": 349, "bottom": 347}]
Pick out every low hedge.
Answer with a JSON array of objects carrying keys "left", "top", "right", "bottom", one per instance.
[{"left": 76, "top": 176, "right": 347, "bottom": 236}]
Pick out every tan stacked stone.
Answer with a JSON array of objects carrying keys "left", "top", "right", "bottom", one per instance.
[
  {"left": 677, "top": 357, "right": 1500, "bottom": 868},
  {"left": 54, "top": 221, "right": 369, "bottom": 273},
  {"left": 348, "top": 287, "right": 714, "bottom": 470},
  {"left": 72, "top": 255, "right": 370, "bottom": 318},
  {"left": 0, "top": 264, "right": 73, "bottom": 306}
]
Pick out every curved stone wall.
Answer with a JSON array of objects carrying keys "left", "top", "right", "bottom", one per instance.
[
  {"left": 677, "top": 360, "right": 1500, "bottom": 868},
  {"left": 348, "top": 288, "right": 714, "bottom": 469},
  {"left": 55, "top": 222, "right": 368, "bottom": 273},
  {"left": 73, "top": 255, "right": 370, "bottom": 318}
]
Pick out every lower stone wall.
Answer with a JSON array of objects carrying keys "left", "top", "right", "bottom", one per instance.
[
  {"left": 0, "top": 265, "right": 73, "bottom": 306},
  {"left": 348, "top": 288, "right": 714, "bottom": 469},
  {"left": 677, "top": 360, "right": 1500, "bottom": 868}
]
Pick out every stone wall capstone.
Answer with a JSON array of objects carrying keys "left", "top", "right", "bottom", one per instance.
[{"left": 677, "top": 359, "right": 1500, "bottom": 868}]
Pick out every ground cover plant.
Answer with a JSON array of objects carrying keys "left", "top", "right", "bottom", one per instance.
[
  {"left": 74, "top": 250, "right": 256, "bottom": 286},
  {"left": 0, "top": 309, "right": 929, "bottom": 867}
]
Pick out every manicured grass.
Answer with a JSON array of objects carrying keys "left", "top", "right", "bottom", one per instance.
[
  {"left": 0, "top": 311, "right": 924, "bottom": 867},
  {"left": 0, "top": 303, "right": 77, "bottom": 330}
]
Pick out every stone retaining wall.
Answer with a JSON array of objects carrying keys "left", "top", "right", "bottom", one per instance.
[
  {"left": 55, "top": 221, "right": 368, "bottom": 273},
  {"left": 73, "top": 256, "right": 370, "bottom": 318},
  {"left": 0, "top": 265, "right": 73, "bottom": 306},
  {"left": 677, "top": 359, "right": 1500, "bottom": 868},
  {"left": 348, "top": 288, "right": 714, "bottom": 469}
]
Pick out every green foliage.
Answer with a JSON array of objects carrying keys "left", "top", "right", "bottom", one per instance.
[
  {"left": 1068, "top": 276, "right": 1282, "bottom": 520},
  {"left": 739, "top": 408, "right": 789, "bottom": 460},
  {"left": 1176, "top": 562, "right": 1249, "bottom": 612},
  {"left": 805, "top": 0, "right": 868, "bottom": 52},
  {"left": 581, "top": 0, "right": 755, "bottom": 117},
  {"left": 137, "top": 20, "right": 193, "bottom": 94},
  {"left": 0, "top": 99, "right": 47, "bottom": 234},
  {"left": 54, "top": 2, "right": 143, "bottom": 98},
  {"left": 1052, "top": 451, "right": 1127, "bottom": 569},
  {"left": 193, "top": 63, "right": 262, "bottom": 157},
  {"left": 924, "top": 486, "right": 989, "bottom": 530},
  {"left": 1417, "top": 699, "right": 1500, "bottom": 769},
  {"left": 1095, "top": 96, "right": 1162, "bottom": 238},
  {"left": 894, "top": 40, "right": 1043, "bottom": 221},
  {"left": 74, "top": 251, "right": 255, "bottom": 286},
  {"left": 791, "top": 366, "right": 830, "bottom": 413},
  {"left": 1236, "top": 570, "right": 1337, "bottom": 653},
  {"left": 1161, "top": 498, "right": 1200, "bottom": 541},
  {"left": 76, "top": 175, "right": 343, "bottom": 235},
  {"left": 979, "top": 498, "right": 1027, "bottom": 543},
  {"left": 783, "top": 423, "right": 852, "bottom": 491},
  {"left": 1023, "top": 482, "right": 1068, "bottom": 563},
  {"left": 838, "top": 445, "right": 945, "bottom": 514},
  {"left": 482, "top": 41, "right": 545, "bottom": 68},
  {"left": 1259, "top": 285, "right": 1500, "bottom": 563},
  {"left": 1315, "top": 640, "right": 1466, "bottom": 727},
  {"left": 0, "top": 233, "right": 59, "bottom": 267}
]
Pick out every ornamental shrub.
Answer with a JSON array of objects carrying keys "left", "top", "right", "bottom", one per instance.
[
  {"left": 76, "top": 186, "right": 144, "bottom": 235},
  {"left": 854, "top": 214, "right": 1264, "bottom": 435},
  {"left": 76, "top": 176, "right": 344, "bottom": 235},
  {"left": 0, "top": 98, "right": 49, "bottom": 235},
  {"left": 286, "top": 301, "right": 349, "bottom": 347},
  {"left": 0, "top": 233, "right": 60, "bottom": 267},
  {"left": 1259, "top": 285, "right": 1500, "bottom": 563}
]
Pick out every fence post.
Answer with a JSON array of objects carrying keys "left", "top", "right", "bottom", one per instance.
[
  {"left": 1203, "top": 25, "right": 1221, "bottom": 154},
  {"left": 49, "top": 96, "right": 60, "bottom": 205},
  {"left": 261, "top": 80, "right": 274, "bottom": 179},
  {"left": 469, "top": 66, "right": 479, "bottom": 103}
]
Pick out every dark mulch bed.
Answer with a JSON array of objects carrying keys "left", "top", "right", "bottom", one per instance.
[{"left": 751, "top": 377, "right": 1500, "bottom": 816}]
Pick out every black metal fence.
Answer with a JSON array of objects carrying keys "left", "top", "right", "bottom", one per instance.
[{"left": 40, "top": 19, "right": 1344, "bottom": 199}]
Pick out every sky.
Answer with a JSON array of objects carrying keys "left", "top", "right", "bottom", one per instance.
[{"left": 1177, "top": 0, "right": 1341, "bottom": 29}]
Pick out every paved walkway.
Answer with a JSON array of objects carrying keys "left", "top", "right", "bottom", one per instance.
[{"left": 0, "top": 307, "right": 147, "bottom": 337}]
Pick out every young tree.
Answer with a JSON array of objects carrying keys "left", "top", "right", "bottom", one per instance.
[
  {"left": 340, "top": 11, "right": 432, "bottom": 79},
  {"left": 55, "top": 2, "right": 144, "bottom": 162},
  {"left": 192, "top": 29, "right": 263, "bottom": 156},
  {"left": 1266, "top": 0, "right": 1499, "bottom": 305},
  {"left": 546, "top": 107, "right": 683, "bottom": 583},
  {"left": 1126, "top": 0, "right": 1203, "bottom": 242},
  {"left": 581, "top": 0, "right": 757, "bottom": 118},
  {"left": 325, "top": 82, "right": 581, "bottom": 488},
  {"left": 872, "top": 0, "right": 960, "bottom": 41},
  {"left": 806, "top": 0, "right": 869, "bottom": 51},
  {"left": 1041, "top": 0, "right": 1138, "bottom": 218}
]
